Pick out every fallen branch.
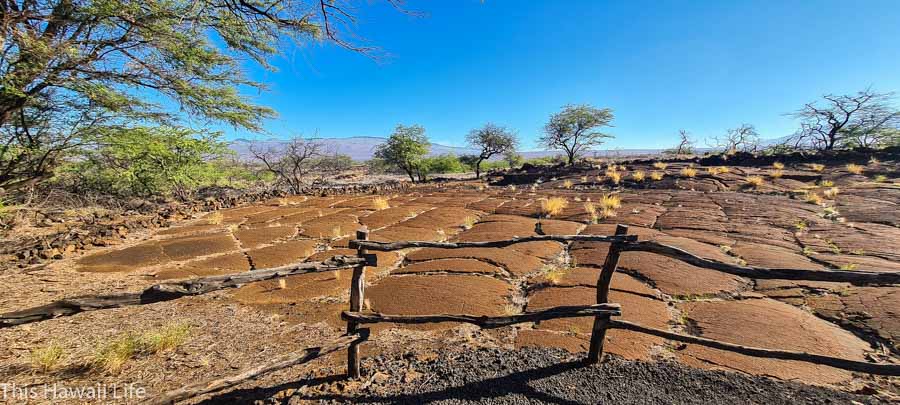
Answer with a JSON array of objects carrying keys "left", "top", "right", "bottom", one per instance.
[
  {"left": 342, "top": 304, "right": 622, "bottom": 329},
  {"left": 623, "top": 241, "right": 900, "bottom": 285},
  {"left": 351, "top": 234, "right": 638, "bottom": 251},
  {"left": 609, "top": 319, "right": 900, "bottom": 376},
  {"left": 0, "top": 256, "right": 364, "bottom": 328},
  {"left": 143, "top": 332, "right": 368, "bottom": 405}
]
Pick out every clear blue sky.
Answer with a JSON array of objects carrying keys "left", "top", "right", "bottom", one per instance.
[{"left": 231, "top": 0, "right": 900, "bottom": 150}]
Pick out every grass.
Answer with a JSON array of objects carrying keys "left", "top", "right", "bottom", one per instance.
[
  {"left": 874, "top": 174, "right": 888, "bottom": 183},
  {"left": 868, "top": 157, "right": 880, "bottom": 166},
  {"left": 583, "top": 202, "right": 598, "bottom": 224},
  {"left": 31, "top": 343, "right": 64, "bottom": 372},
  {"left": 794, "top": 220, "right": 808, "bottom": 231},
  {"left": 330, "top": 225, "right": 343, "bottom": 239},
  {"left": 372, "top": 197, "right": 390, "bottom": 210},
  {"left": 600, "top": 194, "right": 621, "bottom": 210},
  {"left": 821, "top": 207, "right": 840, "bottom": 220},
  {"left": 802, "top": 246, "right": 815, "bottom": 256},
  {"left": 462, "top": 216, "right": 477, "bottom": 230},
  {"left": 632, "top": 170, "right": 646, "bottom": 182},
  {"left": 819, "top": 180, "right": 835, "bottom": 187},
  {"left": 540, "top": 197, "right": 568, "bottom": 218},
  {"left": 542, "top": 264, "right": 568, "bottom": 285},
  {"left": 141, "top": 323, "right": 191, "bottom": 354},
  {"left": 205, "top": 212, "right": 223, "bottom": 225},
  {"left": 504, "top": 303, "right": 521, "bottom": 315},
  {"left": 808, "top": 163, "right": 825, "bottom": 172},
  {"left": 822, "top": 187, "right": 840, "bottom": 199},
  {"left": 652, "top": 162, "right": 668, "bottom": 170},
  {"left": 846, "top": 163, "right": 864, "bottom": 175},
  {"left": 770, "top": 169, "right": 784, "bottom": 179},
  {"left": 580, "top": 176, "right": 588, "bottom": 183},
  {"left": 94, "top": 323, "right": 192, "bottom": 373},
  {"left": 680, "top": 166, "right": 697, "bottom": 178},
  {"left": 94, "top": 334, "right": 141, "bottom": 373},
  {"left": 804, "top": 192, "right": 824, "bottom": 205},
  {"left": 277, "top": 278, "right": 288, "bottom": 289},
  {"left": 839, "top": 263, "right": 859, "bottom": 271},
  {"left": 772, "top": 162, "right": 785, "bottom": 170},
  {"left": 745, "top": 176, "right": 764, "bottom": 188},
  {"left": 562, "top": 179, "right": 574, "bottom": 189},
  {"left": 650, "top": 171, "right": 664, "bottom": 181},
  {"left": 605, "top": 170, "right": 622, "bottom": 185}
]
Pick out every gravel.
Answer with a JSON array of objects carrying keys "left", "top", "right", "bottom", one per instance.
[{"left": 202, "top": 347, "right": 887, "bottom": 404}]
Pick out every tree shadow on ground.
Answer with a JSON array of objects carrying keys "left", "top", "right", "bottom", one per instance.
[{"left": 199, "top": 358, "right": 588, "bottom": 405}]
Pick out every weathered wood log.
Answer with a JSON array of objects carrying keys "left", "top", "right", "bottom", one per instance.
[
  {"left": 0, "top": 256, "right": 364, "bottom": 329},
  {"left": 587, "top": 224, "right": 628, "bottom": 363},
  {"left": 341, "top": 304, "right": 622, "bottom": 329},
  {"left": 351, "top": 234, "right": 638, "bottom": 251},
  {"left": 608, "top": 320, "right": 900, "bottom": 376},
  {"left": 143, "top": 332, "right": 368, "bottom": 405},
  {"left": 347, "top": 227, "right": 368, "bottom": 379},
  {"left": 623, "top": 241, "right": 900, "bottom": 285}
]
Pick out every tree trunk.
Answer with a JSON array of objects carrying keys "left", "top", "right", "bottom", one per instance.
[{"left": 475, "top": 158, "right": 484, "bottom": 179}]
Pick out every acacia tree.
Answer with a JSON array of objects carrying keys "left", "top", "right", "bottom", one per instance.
[
  {"left": 465, "top": 123, "right": 518, "bottom": 178},
  {"left": 540, "top": 104, "right": 614, "bottom": 166},
  {"left": 250, "top": 137, "right": 327, "bottom": 193},
  {"left": 374, "top": 124, "right": 430, "bottom": 182},
  {"left": 710, "top": 124, "right": 760, "bottom": 153},
  {"left": 665, "top": 129, "right": 695, "bottom": 155},
  {"left": 789, "top": 90, "right": 900, "bottom": 150},
  {"left": 0, "top": 0, "right": 404, "bottom": 191}
]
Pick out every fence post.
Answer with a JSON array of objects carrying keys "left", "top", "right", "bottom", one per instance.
[
  {"left": 347, "top": 226, "right": 368, "bottom": 378},
  {"left": 586, "top": 224, "right": 629, "bottom": 363}
]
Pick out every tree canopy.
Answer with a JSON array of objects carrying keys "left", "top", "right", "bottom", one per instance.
[
  {"left": 373, "top": 124, "right": 430, "bottom": 182},
  {"left": 789, "top": 89, "right": 900, "bottom": 150},
  {"left": 465, "top": 123, "right": 517, "bottom": 178},
  {"left": 540, "top": 104, "right": 614, "bottom": 166}
]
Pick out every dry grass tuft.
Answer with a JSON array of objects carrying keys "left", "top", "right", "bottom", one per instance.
[
  {"left": 652, "top": 162, "right": 668, "bottom": 170},
  {"left": 804, "top": 192, "right": 824, "bottom": 205},
  {"left": 650, "top": 171, "right": 664, "bottom": 181},
  {"left": 540, "top": 197, "right": 568, "bottom": 218},
  {"left": 846, "top": 163, "right": 864, "bottom": 175},
  {"left": 745, "top": 176, "right": 765, "bottom": 188},
  {"left": 808, "top": 163, "right": 825, "bottom": 172},
  {"left": 562, "top": 179, "right": 574, "bottom": 189},
  {"left": 822, "top": 187, "right": 840, "bottom": 199},
  {"left": 680, "top": 166, "right": 697, "bottom": 178},
  {"left": 868, "top": 157, "right": 880, "bottom": 166},
  {"left": 277, "top": 278, "right": 288, "bottom": 289},
  {"left": 772, "top": 162, "right": 785, "bottom": 170},
  {"left": 94, "top": 334, "right": 141, "bottom": 373},
  {"left": 600, "top": 194, "right": 621, "bottom": 210},
  {"left": 605, "top": 170, "right": 622, "bottom": 185},
  {"left": 462, "top": 216, "right": 477, "bottom": 230},
  {"left": 31, "top": 343, "right": 64, "bottom": 372},
  {"left": 873, "top": 174, "right": 888, "bottom": 183},
  {"left": 770, "top": 169, "right": 784, "bottom": 179},
  {"left": 205, "top": 212, "right": 223, "bottom": 225},
  {"left": 372, "top": 197, "right": 390, "bottom": 210},
  {"left": 141, "top": 323, "right": 191, "bottom": 354},
  {"left": 542, "top": 264, "right": 568, "bottom": 285},
  {"left": 504, "top": 303, "right": 521, "bottom": 315},
  {"left": 819, "top": 180, "right": 835, "bottom": 187},
  {"left": 632, "top": 170, "right": 646, "bottom": 182}
]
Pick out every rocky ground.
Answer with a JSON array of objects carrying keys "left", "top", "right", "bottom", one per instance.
[{"left": 0, "top": 157, "right": 898, "bottom": 403}]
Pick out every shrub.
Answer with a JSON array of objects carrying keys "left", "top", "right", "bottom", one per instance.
[
  {"left": 745, "top": 176, "right": 764, "bottom": 188},
  {"left": 846, "top": 164, "right": 864, "bottom": 175},
  {"left": 31, "top": 343, "right": 64, "bottom": 372},
  {"left": 632, "top": 171, "right": 646, "bottom": 182},
  {"left": 680, "top": 166, "right": 697, "bottom": 178},
  {"left": 650, "top": 171, "right": 664, "bottom": 181},
  {"left": 540, "top": 197, "right": 568, "bottom": 218}
]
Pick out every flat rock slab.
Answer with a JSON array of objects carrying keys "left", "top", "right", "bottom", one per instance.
[
  {"left": 77, "top": 241, "right": 169, "bottom": 272},
  {"left": 306, "top": 248, "right": 401, "bottom": 273},
  {"left": 618, "top": 252, "right": 750, "bottom": 297},
  {"left": 806, "top": 286, "right": 900, "bottom": 353},
  {"left": 359, "top": 205, "right": 429, "bottom": 230},
  {"left": 297, "top": 213, "right": 360, "bottom": 239},
  {"left": 730, "top": 242, "right": 825, "bottom": 270},
  {"left": 676, "top": 298, "right": 871, "bottom": 385},
  {"left": 158, "top": 232, "right": 238, "bottom": 261},
  {"left": 246, "top": 240, "right": 319, "bottom": 269},
  {"left": 406, "top": 247, "right": 544, "bottom": 276},
  {"left": 393, "top": 258, "right": 506, "bottom": 276},
  {"left": 366, "top": 274, "right": 514, "bottom": 330},
  {"left": 233, "top": 225, "right": 298, "bottom": 248},
  {"left": 155, "top": 252, "right": 250, "bottom": 279}
]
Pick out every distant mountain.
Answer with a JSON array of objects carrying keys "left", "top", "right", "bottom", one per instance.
[{"left": 229, "top": 136, "right": 480, "bottom": 161}]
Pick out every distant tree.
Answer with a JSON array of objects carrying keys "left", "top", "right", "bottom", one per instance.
[
  {"left": 458, "top": 155, "right": 480, "bottom": 171},
  {"left": 710, "top": 124, "right": 760, "bottom": 153},
  {"left": 789, "top": 89, "right": 900, "bottom": 150},
  {"left": 250, "top": 136, "right": 327, "bottom": 193},
  {"left": 417, "top": 154, "right": 466, "bottom": 181},
  {"left": 665, "top": 129, "right": 695, "bottom": 155},
  {"left": 540, "top": 104, "right": 614, "bottom": 166},
  {"left": 465, "top": 124, "right": 518, "bottom": 178},
  {"left": 503, "top": 150, "right": 525, "bottom": 169},
  {"left": 374, "top": 125, "right": 430, "bottom": 182}
]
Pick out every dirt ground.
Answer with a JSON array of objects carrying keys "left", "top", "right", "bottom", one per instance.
[{"left": 1, "top": 159, "right": 899, "bottom": 403}]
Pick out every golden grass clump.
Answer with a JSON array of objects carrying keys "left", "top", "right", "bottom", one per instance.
[
  {"left": 770, "top": 169, "right": 784, "bottom": 179},
  {"left": 205, "top": 212, "right": 223, "bottom": 225},
  {"left": 542, "top": 264, "right": 568, "bottom": 285},
  {"left": 818, "top": 180, "right": 834, "bottom": 187},
  {"left": 600, "top": 193, "right": 622, "bottom": 210},
  {"left": 31, "top": 343, "right": 64, "bottom": 372},
  {"left": 680, "top": 166, "right": 697, "bottom": 178},
  {"left": 632, "top": 170, "right": 646, "bottom": 182},
  {"left": 562, "top": 179, "right": 574, "bottom": 189},
  {"left": 583, "top": 202, "right": 597, "bottom": 223},
  {"left": 822, "top": 187, "right": 840, "bottom": 199},
  {"left": 372, "top": 197, "right": 390, "bottom": 210},
  {"left": 94, "top": 334, "right": 141, "bottom": 373},
  {"left": 652, "top": 162, "right": 668, "bottom": 170},
  {"left": 650, "top": 171, "right": 664, "bottom": 181},
  {"left": 605, "top": 170, "right": 622, "bottom": 185},
  {"left": 277, "top": 278, "right": 288, "bottom": 289},
  {"left": 745, "top": 176, "right": 765, "bottom": 188},
  {"left": 846, "top": 163, "right": 864, "bottom": 175},
  {"left": 868, "top": 157, "right": 880, "bottom": 166},
  {"left": 808, "top": 163, "right": 825, "bottom": 172},
  {"left": 874, "top": 174, "right": 888, "bottom": 183},
  {"left": 772, "top": 162, "right": 785, "bottom": 170},
  {"left": 580, "top": 176, "right": 588, "bottom": 183},
  {"left": 462, "top": 216, "right": 477, "bottom": 230},
  {"left": 804, "top": 192, "right": 824, "bottom": 205},
  {"left": 140, "top": 323, "right": 191, "bottom": 354},
  {"left": 540, "top": 197, "right": 568, "bottom": 218}
]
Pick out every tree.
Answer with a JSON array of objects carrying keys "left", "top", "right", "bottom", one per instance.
[
  {"left": 465, "top": 123, "right": 518, "bottom": 178},
  {"left": 0, "top": 0, "right": 405, "bottom": 192},
  {"left": 250, "top": 137, "right": 329, "bottom": 193},
  {"left": 503, "top": 150, "right": 524, "bottom": 169},
  {"left": 790, "top": 89, "right": 900, "bottom": 150},
  {"left": 710, "top": 124, "right": 760, "bottom": 153},
  {"left": 374, "top": 124, "right": 430, "bottom": 182},
  {"left": 64, "top": 126, "right": 230, "bottom": 199},
  {"left": 665, "top": 129, "right": 695, "bottom": 155},
  {"left": 540, "top": 104, "right": 614, "bottom": 166}
]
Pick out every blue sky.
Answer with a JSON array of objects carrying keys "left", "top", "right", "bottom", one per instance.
[{"left": 229, "top": 0, "right": 900, "bottom": 150}]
